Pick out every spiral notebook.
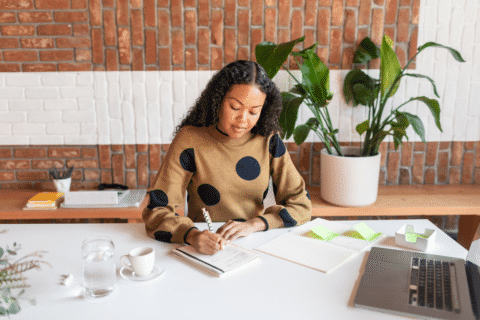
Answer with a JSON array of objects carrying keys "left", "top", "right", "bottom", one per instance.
[{"left": 172, "top": 243, "right": 261, "bottom": 277}]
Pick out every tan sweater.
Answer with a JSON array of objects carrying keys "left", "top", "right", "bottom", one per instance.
[{"left": 143, "top": 125, "right": 312, "bottom": 243}]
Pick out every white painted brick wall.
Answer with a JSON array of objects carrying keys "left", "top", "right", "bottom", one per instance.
[{"left": 0, "top": 0, "right": 478, "bottom": 145}]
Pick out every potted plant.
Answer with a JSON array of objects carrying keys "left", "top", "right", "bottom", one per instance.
[
  {"left": 322, "top": 35, "right": 465, "bottom": 206},
  {"left": 255, "top": 37, "right": 343, "bottom": 156},
  {"left": 256, "top": 35, "right": 465, "bottom": 207}
]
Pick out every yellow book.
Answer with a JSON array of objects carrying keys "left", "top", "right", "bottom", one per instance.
[{"left": 28, "top": 192, "right": 64, "bottom": 205}]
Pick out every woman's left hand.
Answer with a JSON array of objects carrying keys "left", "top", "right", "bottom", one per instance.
[{"left": 216, "top": 217, "right": 266, "bottom": 241}]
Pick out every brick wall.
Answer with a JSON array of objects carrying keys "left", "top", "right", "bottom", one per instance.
[
  {"left": 1, "top": 141, "right": 479, "bottom": 191},
  {"left": 0, "top": 0, "right": 420, "bottom": 71}
]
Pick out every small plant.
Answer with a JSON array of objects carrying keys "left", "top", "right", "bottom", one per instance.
[
  {"left": 256, "top": 37, "right": 343, "bottom": 156},
  {"left": 48, "top": 165, "right": 74, "bottom": 180},
  {"left": 0, "top": 240, "right": 50, "bottom": 317},
  {"left": 343, "top": 35, "right": 465, "bottom": 156}
]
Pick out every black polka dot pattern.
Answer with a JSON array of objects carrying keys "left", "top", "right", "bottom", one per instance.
[
  {"left": 269, "top": 133, "right": 286, "bottom": 158},
  {"left": 279, "top": 208, "right": 297, "bottom": 227},
  {"left": 306, "top": 189, "right": 311, "bottom": 200},
  {"left": 179, "top": 148, "right": 196, "bottom": 172},
  {"left": 236, "top": 156, "right": 261, "bottom": 181},
  {"left": 197, "top": 184, "right": 221, "bottom": 206},
  {"left": 272, "top": 181, "right": 278, "bottom": 196},
  {"left": 154, "top": 231, "right": 172, "bottom": 243},
  {"left": 147, "top": 190, "right": 169, "bottom": 209}
]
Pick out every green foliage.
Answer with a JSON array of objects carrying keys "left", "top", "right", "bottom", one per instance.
[
  {"left": 0, "top": 241, "right": 49, "bottom": 317},
  {"left": 256, "top": 38, "right": 342, "bottom": 155},
  {"left": 343, "top": 35, "right": 465, "bottom": 156}
]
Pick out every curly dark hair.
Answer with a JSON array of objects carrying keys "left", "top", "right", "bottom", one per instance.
[{"left": 173, "top": 60, "right": 283, "bottom": 138}]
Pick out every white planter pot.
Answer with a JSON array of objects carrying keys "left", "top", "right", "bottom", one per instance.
[
  {"left": 54, "top": 177, "right": 72, "bottom": 193},
  {"left": 320, "top": 146, "right": 381, "bottom": 207}
]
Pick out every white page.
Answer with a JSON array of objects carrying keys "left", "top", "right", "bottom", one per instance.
[
  {"left": 255, "top": 233, "right": 357, "bottom": 273},
  {"left": 176, "top": 244, "right": 258, "bottom": 273},
  {"left": 292, "top": 218, "right": 384, "bottom": 251}
]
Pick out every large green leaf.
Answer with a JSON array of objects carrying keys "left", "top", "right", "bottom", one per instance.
[
  {"left": 300, "top": 50, "right": 332, "bottom": 106},
  {"left": 352, "top": 84, "right": 373, "bottom": 106},
  {"left": 413, "top": 96, "right": 442, "bottom": 131},
  {"left": 380, "top": 35, "right": 401, "bottom": 99},
  {"left": 279, "top": 92, "right": 305, "bottom": 140},
  {"left": 343, "top": 69, "right": 378, "bottom": 107},
  {"left": 356, "top": 120, "right": 370, "bottom": 135},
  {"left": 255, "top": 37, "right": 305, "bottom": 79},
  {"left": 417, "top": 42, "right": 466, "bottom": 62},
  {"left": 353, "top": 37, "right": 381, "bottom": 64},
  {"left": 400, "top": 111, "right": 426, "bottom": 142},
  {"left": 403, "top": 73, "right": 439, "bottom": 98},
  {"left": 293, "top": 124, "right": 312, "bottom": 145}
]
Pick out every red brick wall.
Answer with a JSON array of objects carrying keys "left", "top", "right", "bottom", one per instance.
[
  {"left": 1, "top": 141, "right": 479, "bottom": 191},
  {"left": 0, "top": 0, "right": 420, "bottom": 71}
]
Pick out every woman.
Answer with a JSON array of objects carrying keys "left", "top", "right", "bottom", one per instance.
[{"left": 143, "top": 60, "right": 312, "bottom": 255}]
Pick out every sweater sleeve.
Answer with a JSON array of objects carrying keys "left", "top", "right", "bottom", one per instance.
[
  {"left": 142, "top": 127, "right": 197, "bottom": 244},
  {"left": 260, "top": 133, "right": 312, "bottom": 230}
]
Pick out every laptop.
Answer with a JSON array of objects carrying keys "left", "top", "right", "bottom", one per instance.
[
  {"left": 61, "top": 189, "right": 147, "bottom": 208},
  {"left": 354, "top": 240, "right": 480, "bottom": 320}
]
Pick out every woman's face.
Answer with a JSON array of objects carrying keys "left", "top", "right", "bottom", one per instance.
[{"left": 217, "top": 84, "right": 267, "bottom": 139}]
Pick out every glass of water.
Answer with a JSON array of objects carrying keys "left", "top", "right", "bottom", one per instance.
[{"left": 82, "top": 237, "right": 116, "bottom": 299}]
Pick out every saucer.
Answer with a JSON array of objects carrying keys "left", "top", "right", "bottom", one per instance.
[{"left": 120, "top": 266, "right": 164, "bottom": 282}]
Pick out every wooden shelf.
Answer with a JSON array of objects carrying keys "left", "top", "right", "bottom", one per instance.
[{"left": 308, "top": 184, "right": 480, "bottom": 216}]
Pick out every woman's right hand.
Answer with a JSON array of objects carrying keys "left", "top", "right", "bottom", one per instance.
[{"left": 185, "top": 228, "right": 227, "bottom": 255}]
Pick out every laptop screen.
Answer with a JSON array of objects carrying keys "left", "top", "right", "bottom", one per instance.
[{"left": 466, "top": 239, "right": 480, "bottom": 320}]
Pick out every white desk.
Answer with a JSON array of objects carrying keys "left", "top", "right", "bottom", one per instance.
[{"left": 1, "top": 220, "right": 468, "bottom": 320}]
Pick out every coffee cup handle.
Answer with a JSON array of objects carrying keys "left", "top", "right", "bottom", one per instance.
[{"left": 120, "top": 255, "right": 133, "bottom": 272}]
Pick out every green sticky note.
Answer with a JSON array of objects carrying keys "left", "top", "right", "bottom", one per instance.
[
  {"left": 354, "top": 222, "right": 380, "bottom": 241},
  {"left": 310, "top": 225, "right": 339, "bottom": 241},
  {"left": 405, "top": 232, "right": 418, "bottom": 243}
]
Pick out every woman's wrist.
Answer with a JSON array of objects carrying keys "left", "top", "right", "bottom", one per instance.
[
  {"left": 185, "top": 228, "right": 200, "bottom": 245},
  {"left": 248, "top": 217, "right": 267, "bottom": 232}
]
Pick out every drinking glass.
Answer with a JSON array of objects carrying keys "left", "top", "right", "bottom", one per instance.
[{"left": 82, "top": 237, "right": 116, "bottom": 298}]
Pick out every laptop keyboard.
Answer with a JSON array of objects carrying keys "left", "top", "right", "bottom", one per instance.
[{"left": 408, "top": 258, "right": 460, "bottom": 313}]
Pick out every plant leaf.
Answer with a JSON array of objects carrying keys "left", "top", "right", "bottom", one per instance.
[
  {"left": 255, "top": 37, "right": 305, "bottom": 79},
  {"left": 400, "top": 111, "right": 426, "bottom": 142},
  {"left": 279, "top": 92, "right": 305, "bottom": 140},
  {"left": 380, "top": 35, "right": 401, "bottom": 99},
  {"left": 300, "top": 49, "right": 332, "bottom": 107},
  {"left": 293, "top": 124, "right": 312, "bottom": 145},
  {"left": 403, "top": 73, "right": 439, "bottom": 98},
  {"left": 353, "top": 37, "right": 381, "bottom": 64},
  {"left": 413, "top": 96, "right": 442, "bottom": 132},
  {"left": 417, "top": 42, "right": 466, "bottom": 62},
  {"left": 0, "top": 248, "right": 3, "bottom": 258},
  {"left": 352, "top": 83, "right": 372, "bottom": 106},
  {"left": 343, "top": 69, "right": 377, "bottom": 107},
  {"left": 305, "top": 117, "right": 319, "bottom": 130},
  {"left": 356, "top": 120, "right": 370, "bottom": 135}
]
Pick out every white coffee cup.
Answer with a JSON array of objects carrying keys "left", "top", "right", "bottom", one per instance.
[{"left": 120, "top": 247, "right": 155, "bottom": 277}]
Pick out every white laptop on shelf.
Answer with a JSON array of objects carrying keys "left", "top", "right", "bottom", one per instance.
[{"left": 61, "top": 189, "right": 147, "bottom": 208}]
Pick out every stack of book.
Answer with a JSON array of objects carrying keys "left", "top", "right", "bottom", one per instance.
[{"left": 23, "top": 192, "right": 64, "bottom": 210}]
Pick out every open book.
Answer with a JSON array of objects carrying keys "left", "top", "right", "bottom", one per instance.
[
  {"left": 171, "top": 243, "right": 260, "bottom": 278},
  {"left": 255, "top": 218, "right": 386, "bottom": 273}
]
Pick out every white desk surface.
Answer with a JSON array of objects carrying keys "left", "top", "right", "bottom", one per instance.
[{"left": 1, "top": 219, "right": 468, "bottom": 320}]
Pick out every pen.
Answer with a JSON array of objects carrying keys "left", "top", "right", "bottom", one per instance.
[
  {"left": 202, "top": 207, "right": 213, "bottom": 232},
  {"left": 202, "top": 207, "right": 224, "bottom": 250}
]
